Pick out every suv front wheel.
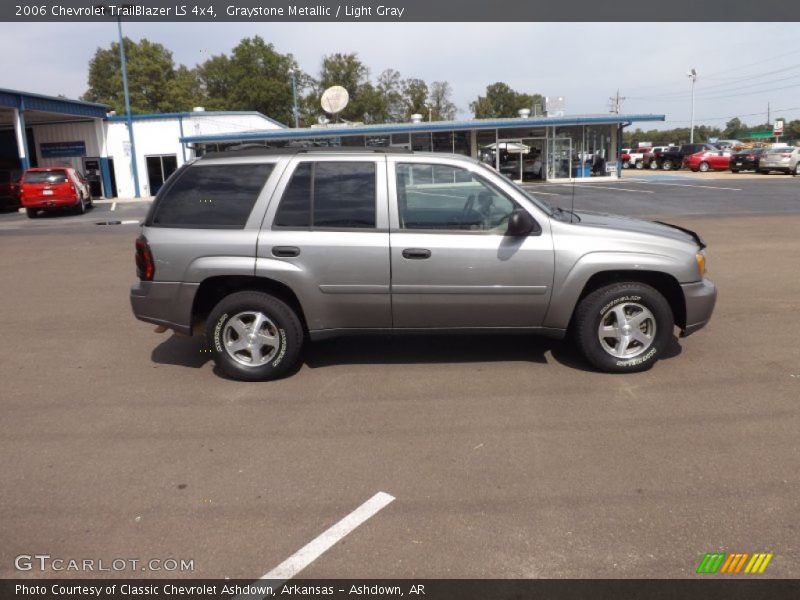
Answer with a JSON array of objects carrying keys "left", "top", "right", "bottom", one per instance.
[
  {"left": 572, "top": 282, "right": 674, "bottom": 373},
  {"left": 206, "top": 291, "right": 304, "bottom": 381}
]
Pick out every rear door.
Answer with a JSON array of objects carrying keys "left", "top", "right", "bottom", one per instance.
[
  {"left": 387, "top": 157, "right": 554, "bottom": 329},
  {"left": 257, "top": 156, "right": 391, "bottom": 332}
]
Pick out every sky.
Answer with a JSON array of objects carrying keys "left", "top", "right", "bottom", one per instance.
[{"left": 1, "top": 22, "right": 799, "bottom": 130}]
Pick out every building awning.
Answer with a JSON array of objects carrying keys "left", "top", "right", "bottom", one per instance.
[
  {"left": 0, "top": 88, "right": 108, "bottom": 119},
  {"left": 180, "top": 114, "right": 665, "bottom": 145}
]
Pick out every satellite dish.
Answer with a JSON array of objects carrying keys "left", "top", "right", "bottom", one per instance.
[{"left": 321, "top": 86, "right": 349, "bottom": 115}]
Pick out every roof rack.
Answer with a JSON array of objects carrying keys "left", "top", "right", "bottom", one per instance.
[{"left": 200, "top": 146, "right": 414, "bottom": 159}]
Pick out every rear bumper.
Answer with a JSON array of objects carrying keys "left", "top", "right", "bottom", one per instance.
[
  {"left": 21, "top": 197, "right": 77, "bottom": 208},
  {"left": 680, "top": 278, "right": 717, "bottom": 337},
  {"left": 130, "top": 281, "right": 198, "bottom": 335}
]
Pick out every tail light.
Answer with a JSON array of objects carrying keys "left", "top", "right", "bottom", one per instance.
[
  {"left": 746, "top": 154, "right": 755, "bottom": 160},
  {"left": 135, "top": 235, "right": 155, "bottom": 281}
]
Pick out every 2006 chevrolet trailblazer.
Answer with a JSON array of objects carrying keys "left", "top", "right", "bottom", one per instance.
[{"left": 130, "top": 148, "right": 716, "bottom": 381}]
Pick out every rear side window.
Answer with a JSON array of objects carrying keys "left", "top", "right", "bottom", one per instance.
[
  {"left": 273, "top": 161, "right": 376, "bottom": 229},
  {"left": 24, "top": 170, "right": 68, "bottom": 184},
  {"left": 151, "top": 163, "right": 273, "bottom": 229}
]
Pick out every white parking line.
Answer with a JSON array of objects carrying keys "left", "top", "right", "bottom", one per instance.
[
  {"left": 110, "top": 202, "right": 117, "bottom": 211},
  {"left": 524, "top": 189, "right": 561, "bottom": 196},
  {"left": 545, "top": 183, "right": 655, "bottom": 194},
  {"left": 258, "top": 491, "right": 395, "bottom": 583},
  {"left": 625, "top": 179, "right": 742, "bottom": 191},
  {"left": 120, "top": 220, "right": 139, "bottom": 225}
]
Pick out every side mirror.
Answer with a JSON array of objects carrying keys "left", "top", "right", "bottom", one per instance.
[{"left": 506, "top": 208, "right": 538, "bottom": 236}]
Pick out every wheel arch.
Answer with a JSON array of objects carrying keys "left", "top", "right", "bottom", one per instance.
[
  {"left": 544, "top": 266, "right": 687, "bottom": 331},
  {"left": 573, "top": 270, "right": 686, "bottom": 330},
  {"left": 191, "top": 275, "right": 308, "bottom": 335}
]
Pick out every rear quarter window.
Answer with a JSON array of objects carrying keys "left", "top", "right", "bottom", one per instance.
[{"left": 149, "top": 163, "right": 274, "bottom": 229}]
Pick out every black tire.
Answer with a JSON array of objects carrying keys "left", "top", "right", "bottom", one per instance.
[
  {"left": 75, "top": 196, "right": 86, "bottom": 215},
  {"left": 572, "top": 282, "right": 674, "bottom": 373},
  {"left": 731, "top": 169, "right": 740, "bottom": 173},
  {"left": 662, "top": 159, "right": 674, "bottom": 171},
  {"left": 760, "top": 170, "right": 769, "bottom": 175},
  {"left": 26, "top": 208, "right": 37, "bottom": 219},
  {"left": 206, "top": 291, "right": 303, "bottom": 381}
]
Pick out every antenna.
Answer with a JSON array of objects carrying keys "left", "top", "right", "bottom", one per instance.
[{"left": 320, "top": 86, "right": 349, "bottom": 122}]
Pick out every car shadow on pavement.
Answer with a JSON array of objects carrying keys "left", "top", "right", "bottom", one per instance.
[
  {"left": 149, "top": 331, "right": 683, "bottom": 374},
  {"left": 151, "top": 333, "right": 212, "bottom": 369},
  {"left": 304, "top": 334, "right": 551, "bottom": 368}
]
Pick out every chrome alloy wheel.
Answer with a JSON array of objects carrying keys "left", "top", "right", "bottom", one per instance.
[
  {"left": 597, "top": 302, "right": 657, "bottom": 359},
  {"left": 222, "top": 311, "right": 280, "bottom": 367}
]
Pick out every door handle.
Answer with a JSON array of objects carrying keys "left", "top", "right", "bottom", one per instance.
[
  {"left": 272, "top": 246, "right": 300, "bottom": 258},
  {"left": 402, "top": 248, "right": 431, "bottom": 259}
]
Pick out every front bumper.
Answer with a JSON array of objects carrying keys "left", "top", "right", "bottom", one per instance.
[
  {"left": 680, "top": 278, "right": 717, "bottom": 337},
  {"left": 130, "top": 281, "right": 198, "bottom": 335}
]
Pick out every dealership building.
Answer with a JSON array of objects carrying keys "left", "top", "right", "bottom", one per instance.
[{"left": 1, "top": 87, "right": 664, "bottom": 198}]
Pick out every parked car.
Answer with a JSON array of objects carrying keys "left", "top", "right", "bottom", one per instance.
[
  {"left": 686, "top": 150, "right": 731, "bottom": 172},
  {"left": 620, "top": 148, "right": 632, "bottom": 168},
  {"left": 730, "top": 148, "right": 765, "bottom": 173},
  {"left": 657, "top": 144, "right": 718, "bottom": 170},
  {"left": 19, "top": 167, "right": 92, "bottom": 218},
  {"left": 758, "top": 146, "right": 800, "bottom": 175},
  {"left": 645, "top": 146, "right": 673, "bottom": 170},
  {"left": 0, "top": 169, "right": 22, "bottom": 210},
  {"left": 130, "top": 148, "right": 716, "bottom": 380},
  {"left": 628, "top": 147, "right": 652, "bottom": 170}
]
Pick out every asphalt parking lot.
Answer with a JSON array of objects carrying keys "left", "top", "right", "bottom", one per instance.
[{"left": 1, "top": 176, "right": 799, "bottom": 580}]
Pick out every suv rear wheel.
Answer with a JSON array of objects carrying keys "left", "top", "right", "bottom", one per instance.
[
  {"left": 572, "top": 282, "right": 674, "bottom": 373},
  {"left": 206, "top": 291, "right": 304, "bottom": 381}
]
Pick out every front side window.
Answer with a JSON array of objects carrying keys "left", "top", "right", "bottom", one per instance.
[
  {"left": 396, "top": 163, "right": 518, "bottom": 232},
  {"left": 151, "top": 163, "right": 274, "bottom": 229},
  {"left": 273, "top": 161, "right": 376, "bottom": 229}
]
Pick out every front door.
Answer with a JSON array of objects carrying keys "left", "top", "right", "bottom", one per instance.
[{"left": 388, "top": 159, "right": 554, "bottom": 329}]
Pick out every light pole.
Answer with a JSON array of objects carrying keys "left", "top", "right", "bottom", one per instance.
[
  {"left": 687, "top": 68, "right": 698, "bottom": 144},
  {"left": 288, "top": 68, "right": 299, "bottom": 128}
]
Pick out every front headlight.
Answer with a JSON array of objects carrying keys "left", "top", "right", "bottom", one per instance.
[{"left": 696, "top": 252, "right": 706, "bottom": 278}]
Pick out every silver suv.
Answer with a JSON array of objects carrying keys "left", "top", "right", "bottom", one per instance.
[{"left": 131, "top": 148, "right": 716, "bottom": 380}]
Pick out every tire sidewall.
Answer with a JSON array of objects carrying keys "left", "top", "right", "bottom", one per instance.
[
  {"left": 575, "top": 283, "right": 674, "bottom": 373},
  {"left": 207, "top": 292, "right": 302, "bottom": 381}
]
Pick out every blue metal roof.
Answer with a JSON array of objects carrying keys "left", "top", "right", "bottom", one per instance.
[
  {"left": 0, "top": 88, "right": 108, "bottom": 118},
  {"left": 107, "top": 110, "right": 287, "bottom": 129},
  {"left": 180, "top": 114, "right": 665, "bottom": 144}
]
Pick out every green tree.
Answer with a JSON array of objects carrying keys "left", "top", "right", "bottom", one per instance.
[
  {"left": 310, "top": 52, "right": 380, "bottom": 123},
  {"left": 723, "top": 117, "right": 743, "bottom": 139},
  {"left": 199, "top": 36, "right": 299, "bottom": 125},
  {"left": 428, "top": 81, "right": 457, "bottom": 121},
  {"left": 83, "top": 37, "right": 200, "bottom": 113},
  {"left": 376, "top": 69, "right": 405, "bottom": 122},
  {"left": 401, "top": 78, "right": 428, "bottom": 120},
  {"left": 470, "top": 82, "right": 542, "bottom": 119}
]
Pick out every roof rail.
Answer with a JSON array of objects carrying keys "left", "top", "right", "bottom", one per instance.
[{"left": 200, "top": 146, "right": 414, "bottom": 159}]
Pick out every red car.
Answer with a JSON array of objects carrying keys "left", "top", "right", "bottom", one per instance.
[
  {"left": 685, "top": 150, "right": 731, "bottom": 172},
  {"left": 19, "top": 167, "right": 92, "bottom": 218}
]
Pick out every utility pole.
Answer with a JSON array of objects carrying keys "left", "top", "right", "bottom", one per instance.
[
  {"left": 767, "top": 101, "right": 770, "bottom": 125},
  {"left": 609, "top": 90, "right": 626, "bottom": 114}
]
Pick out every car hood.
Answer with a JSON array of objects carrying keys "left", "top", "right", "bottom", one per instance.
[{"left": 571, "top": 210, "right": 705, "bottom": 247}]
